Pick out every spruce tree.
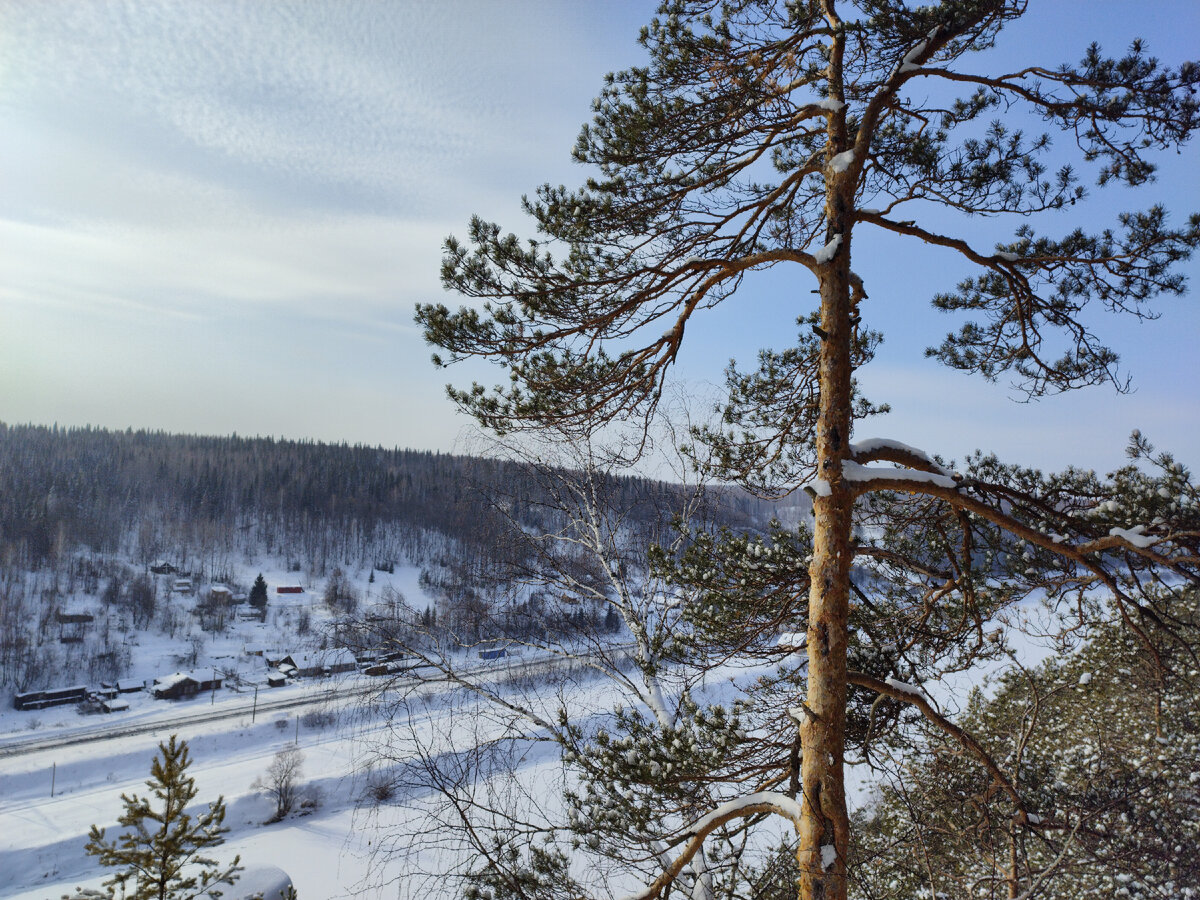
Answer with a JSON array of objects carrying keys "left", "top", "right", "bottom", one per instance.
[
  {"left": 85, "top": 735, "right": 241, "bottom": 900},
  {"left": 419, "top": 3, "right": 1200, "bottom": 900},
  {"left": 249, "top": 574, "right": 268, "bottom": 608}
]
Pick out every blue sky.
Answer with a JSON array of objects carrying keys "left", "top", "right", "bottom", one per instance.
[{"left": 1, "top": 1, "right": 1197, "bottom": 474}]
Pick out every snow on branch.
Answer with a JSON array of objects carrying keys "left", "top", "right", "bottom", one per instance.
[
  {"left": 883, "top": 676, "right": 924, "bottom": 698},
  {"left": 1108, "top": 524, "right": 1159, "bottom": 549},
  {"left": 841, "top": 461, "right": 957, "bottom": 490},
  {"left": 849, "top": 437, "right": 952, "bottom": 475},
  {"left": 618, "top": 792, "right": 804, "bottom": 900},
  {"left": 803, "top": 445, "right": 957, "bottom": 498},
  {"left": 829, "top": 149, "right": 855, "bottom": 173},
  {"left": 803, "top": 479, "right": 832, "bottom": 498},
  {"left": 813, "top": 233, "right": 842, "bottom": 264}
]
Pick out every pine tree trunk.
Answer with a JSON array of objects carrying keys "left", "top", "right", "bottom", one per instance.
[
  {"left": 796, "top": 255, "right": 855, "bottom": 900},
  {"left": 797, "top": 38, "right": 855, "bottom": 887},
  {"left": 796, "top": 7, "right": 854, "bottom": 897}
]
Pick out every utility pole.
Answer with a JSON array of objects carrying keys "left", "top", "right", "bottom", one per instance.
[
  {"left": 50, "top": 761, "right": 56, "bottom": 798},
  {"left": 252, "top": 685, "right": 259, "bottom": 723}
]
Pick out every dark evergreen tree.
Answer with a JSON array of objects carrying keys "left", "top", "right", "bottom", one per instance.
[
  {"left": 418, "top": 3, "right": 1200, "bottom": 900},
  {"left": 84, "top": 735, "right": 241, "bottom": 900},
  {"left": 249, "top": 574, "right": 268, "bottom": 608}
]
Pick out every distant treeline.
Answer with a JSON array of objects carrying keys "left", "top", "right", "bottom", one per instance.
[{"left": 0, "top": 423, "right": 770, "bottom": 575}]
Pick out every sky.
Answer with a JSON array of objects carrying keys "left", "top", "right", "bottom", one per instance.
[{"left": 1, "top": 0, "right": 1197, "bottom": 475}]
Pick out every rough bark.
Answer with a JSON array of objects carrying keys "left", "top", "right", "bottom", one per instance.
[{"left": 797, "top": 11, "right": 855, "bottom": 894}]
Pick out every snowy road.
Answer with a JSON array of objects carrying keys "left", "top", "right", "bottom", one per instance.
[
  {"left": 0, "top": 648, "right": 625, "bottom": 760},
  {"left": 0, "top": 685, "right": 348, "bottom": 760}
]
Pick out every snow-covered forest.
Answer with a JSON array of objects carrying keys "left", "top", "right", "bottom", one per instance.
[{"left": 0, "top": 422, "right": 774, "bottom": 694}]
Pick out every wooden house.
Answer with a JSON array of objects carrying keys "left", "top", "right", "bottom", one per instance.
[
  {"left": 96, "top": 683, "right": 119, "bottom": 700},
  {"left": 275, "top": 648, "right": 357, "bottom": 678},
  {"left": 13, "top": 685, "right": 89, "bottom": 711},
  {"left": 152, "top": 669, "right": 223, "bottom": 700}
]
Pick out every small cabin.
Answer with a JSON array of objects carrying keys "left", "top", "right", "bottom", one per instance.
[
  {"left": 96, "top": 683, "right": 119, "bottom": 700},
  {"left": 323, "top": 648, "right": 358, "bottom": 675},
  {"left": 152, "top": 670, "right": 223, "bottom": 700},
  {"left": 275, "top": 648, "right": 357, "bottom": 678},
  {"left": 12, "top": 684, "right": 89, "bottom": 711}
]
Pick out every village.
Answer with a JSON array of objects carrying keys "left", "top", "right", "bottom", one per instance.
[{"left": 6, "top": 561, "right": 516, "bottom": 722}]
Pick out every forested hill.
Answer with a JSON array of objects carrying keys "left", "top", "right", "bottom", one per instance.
[{"left": 0, "top": 423, "right": 773, "bottom": 575}]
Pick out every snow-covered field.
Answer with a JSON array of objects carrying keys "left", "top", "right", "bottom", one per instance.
[
  {"left": 1, "top": 550, "right": 1065, "bottom": 900},
  {"left": 0, "top": 655, "right": 555, "bottom": 900},
  {"left": 1, "top": 643, "right": 805, "bottom": 900},
  {"left": 0, "top": 555, "right": 634, "bottom": 900}
]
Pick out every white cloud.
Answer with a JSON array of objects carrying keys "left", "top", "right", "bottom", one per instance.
[{"left": 1, "top": 1, "right": 610, "bottom": 217}]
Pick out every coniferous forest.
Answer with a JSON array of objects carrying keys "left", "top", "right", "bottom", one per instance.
[
  {"left": 0, "top": 421, "right": 772, "bottom": 691},
  {"left": 0, "top": 422, "right": 769, "bottom": 573}
]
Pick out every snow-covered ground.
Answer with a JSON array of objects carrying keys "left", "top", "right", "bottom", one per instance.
[
  {"left": 0, "top": 656, "right": 554, "bottom": 900},
  {"left": 1, "top": 553, "right": 633, "bottom": 899},
  {"left": 2, "top": 551, "right": 1067, "bottom": 900},
  {"left": 0, "top": 648, "right": 800, "bottom": 900}
]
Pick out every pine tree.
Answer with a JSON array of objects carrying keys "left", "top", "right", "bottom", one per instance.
[
  {"left": 419, "top": 3, "right": 1200, "bottom": 900},
  {"left": 249, "top": 574, "right": 268, "bottom": 608},
  {"left": 850, "top": 586, "right": 1200, "bottom": 899},
  {"left": 85, "top": 735, "right": 241, "bottom": 900}
]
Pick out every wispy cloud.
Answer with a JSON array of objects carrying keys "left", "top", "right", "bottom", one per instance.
[
  {"left": 1, "top": 1, "right": 602, "bottom": 218},
  {"left": 0, "top": 0, "right": 640, "bottom": 448}
]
